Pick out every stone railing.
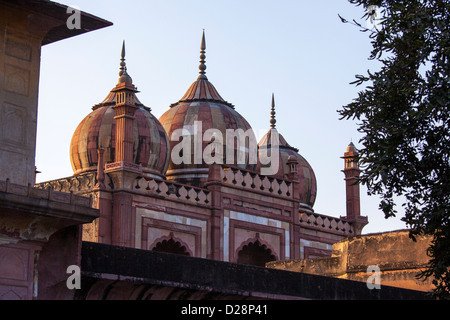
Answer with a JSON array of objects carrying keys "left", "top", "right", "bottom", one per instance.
[
  {"left": 35, "top": 172, "right": 98, "bottom": 194},
  {"left": 220, "top": 166, "right": 293, "bottom": 198},
  {"left": 2, "top": 178, "right": 92, "bottom": 208},
  {"left": 134, "top": 177, "right": 211, "bottom": 206},
  {"left": 299, "top": 212, "right": 354, "bottom": 236},
  {"left": 37, "top": 172, "right": 211, "bottom": 206}
]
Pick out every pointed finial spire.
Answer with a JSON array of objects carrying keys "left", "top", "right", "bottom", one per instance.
[
  {"left": 119, "top": 40, "right": 126, "bottom": 76},
  {"left": 118, "top": 40, "right": 133, "bottom": 85},
  {"left": 198, "top": 29, "right": 207, "bottom": 80},
  {"left": 270, "top": 93, "right": 276, "bottom": 129}
]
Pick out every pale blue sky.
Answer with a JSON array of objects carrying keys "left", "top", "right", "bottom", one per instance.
[{"left": 35, "top": 0, "right": 407, "bottom": 234}]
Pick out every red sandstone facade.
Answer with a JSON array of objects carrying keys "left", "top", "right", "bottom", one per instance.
[
  {"left": 37, "top": 33, "right": 368, "bottom": 267},
  {"left": 0, "top": 0, "right": 111, "bottom": 300},
  {"left": 3, "top": 1, "right": 431, "bottom": 302}
]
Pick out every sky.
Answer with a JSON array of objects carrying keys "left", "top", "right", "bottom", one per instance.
[{"left": 35, "top": 0, "right": 408, "bottom": 234}]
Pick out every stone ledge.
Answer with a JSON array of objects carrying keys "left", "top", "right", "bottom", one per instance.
[
  {"left": 1, "top": 179, "right": 93, "bottom": 208},
  {"left": 0, "top": 179, "right": 99, "bottom": 243}
]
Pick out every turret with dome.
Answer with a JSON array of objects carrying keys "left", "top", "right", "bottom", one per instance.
[{"left": 69, "top": 41, "right": 170, "bottom": 180}]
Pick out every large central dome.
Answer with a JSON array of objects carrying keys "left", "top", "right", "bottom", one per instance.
[{"left": 159, "top": 32, "right": 257, "bottom": 185}]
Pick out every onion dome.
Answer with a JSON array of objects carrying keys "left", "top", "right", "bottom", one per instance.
[
  {"left": 70, "top": 42, "right": 170, "bottom": 179},
  {"left": 159, "top": 31, "right": 257, "bottom": 185},
  {"left": 258, "top": 94, "right": 317, "bottom": 208}
]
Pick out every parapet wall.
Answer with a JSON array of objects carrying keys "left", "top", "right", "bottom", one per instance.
[{"left": 78, "top": 241, "right": 429, "bottom": 300}]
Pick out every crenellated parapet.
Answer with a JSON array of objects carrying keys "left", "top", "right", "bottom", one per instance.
[
  {"left": 134, "top": 177, "right": 211, "bottom": 206},
  {"left": 219, "top": 165, "right": 293, "bottom": 199},
  {"left": 299, "top": 211, "right": 354, "bottom": 236}
]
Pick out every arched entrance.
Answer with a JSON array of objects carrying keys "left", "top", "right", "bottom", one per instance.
[
  {"left": 151, "top": 237, "right": 190, "bottom": 256},
  {"left": 236, "top": 239, "right": 276, "bottom": 267}
]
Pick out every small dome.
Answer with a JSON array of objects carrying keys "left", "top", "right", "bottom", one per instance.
[
  {"left": 118, "top": 72, "right": 132, "bottom": 85},
  {"left": 346, "top": 141, "right": 357, "bottom": 154},
  {"left": 257, "top": 95, "right": 317, "bottom": 208},
  {"left": 258, "top": 128, "right": 317, "bottom": 208}
]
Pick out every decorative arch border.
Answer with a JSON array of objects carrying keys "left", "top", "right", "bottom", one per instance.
[
  {"left": 234, "top": 233, "right": 279, "bottom": 263},
  {"left": 148, "top": 232, "right": 194, "bottom": 257}
]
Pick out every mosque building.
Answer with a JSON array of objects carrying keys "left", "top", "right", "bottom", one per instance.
[
  {"left": 37, "top": 31, "right": 368, "bottom": 267},
  {"left": 2, "top": 1, "right": 433, "bottom": 301}
]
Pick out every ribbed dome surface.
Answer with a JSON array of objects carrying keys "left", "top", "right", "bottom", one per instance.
[
  {"left": 70, "top": 91, "right": 170, "bottom": 179},
  {"left": 179, "top": 77, "right": 227, "bottom": 103},
  {"left": 159, "top": 77, "right": 256, "bottom": 185}
]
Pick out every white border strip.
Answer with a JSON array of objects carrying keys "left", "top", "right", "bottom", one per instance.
[
  {"left": 135, "top": 207, "right": 208, "bottom": 257},
  {"left": 224, "top": 210, "right": 290, "bottom": 261}
]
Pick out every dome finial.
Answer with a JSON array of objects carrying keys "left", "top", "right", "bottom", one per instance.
[
  {"left": 198, "top": 29, "right": 207, "bottom": 80},
  {"left": 119, "top": 40, "right": 126, "bottom": 76},
  {"left": 118, "top": 40, "right": 133, "bottom": 85},
  {"left": 270, "top": 93, "right": 276, "bottom": 129}
]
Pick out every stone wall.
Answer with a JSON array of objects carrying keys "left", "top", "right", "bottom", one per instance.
[{"left": 267, "top": 230, "right": 434, "bottom": 292}]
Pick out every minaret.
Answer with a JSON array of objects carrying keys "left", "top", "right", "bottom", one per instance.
[
  {"left": 342, "top": 142, "right": 361, "bottom": 218},
  {"left": 341, "top": 142, "right": 368, "bottom": 234},
  {"left": 111, "top": 41, "right": 139, "bottom": 165},
  {"left": 104, "top": 42, "right": 142, "bottom": 248}
]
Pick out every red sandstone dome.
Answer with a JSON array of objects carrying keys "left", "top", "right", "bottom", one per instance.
[
  {"left": 158, "top": 31, "right": 257, "bottom": 185},
  {"left": 257, "top": 95, "right": 317, "bottom": 209},
  {"left": 70, "top": 44, "right": 170, "bottom": 179}
]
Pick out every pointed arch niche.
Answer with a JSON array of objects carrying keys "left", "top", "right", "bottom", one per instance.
[
  {"left": 236, "top": 234, "right": 278, "bottom": 267},
  {"left": 149, "top": 233, "right": 193, "bottom": 256}
]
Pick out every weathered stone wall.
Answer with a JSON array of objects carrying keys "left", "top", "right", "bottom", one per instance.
[
  {"left": 0, "top": 2, "right": 45, "bottom": 186},
  {"left": 267, "top": 230, "right": 434, "bottom": 292}
]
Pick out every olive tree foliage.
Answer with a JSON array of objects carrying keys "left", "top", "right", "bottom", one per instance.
[{"left": 338, "top": 0, "right": 449, "bottom": 298}]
